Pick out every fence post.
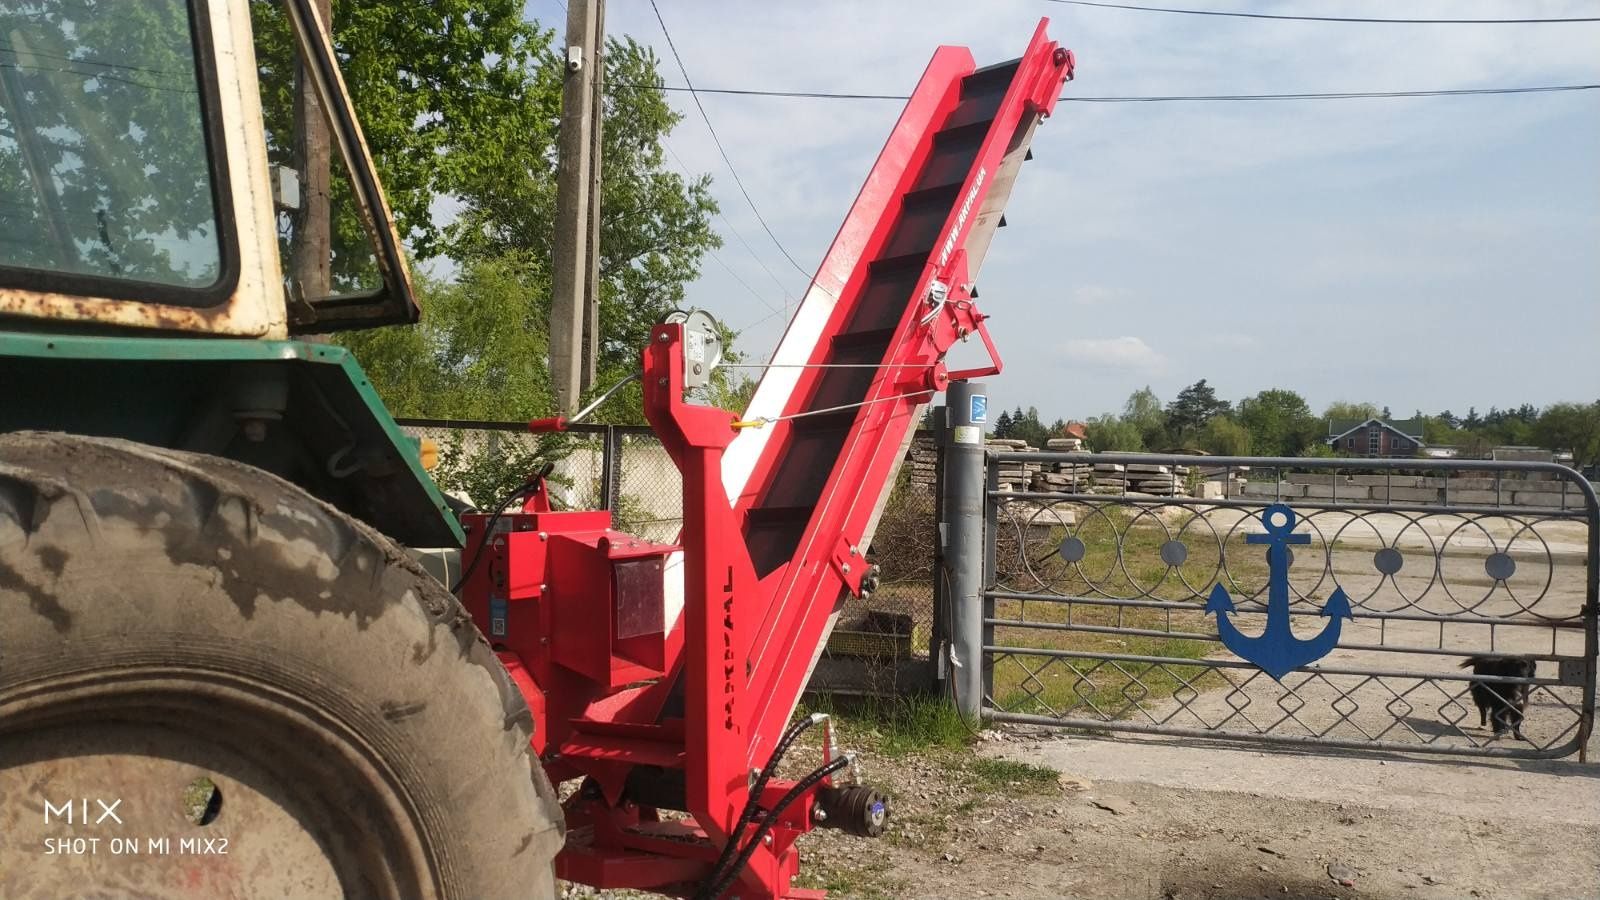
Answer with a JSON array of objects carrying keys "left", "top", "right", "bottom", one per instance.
[
  {"left": 600, "top": 425, "right": 621, "bottom": 511},
  {"left": 941, "top": 380, "right": 987, "bottom": 722}
]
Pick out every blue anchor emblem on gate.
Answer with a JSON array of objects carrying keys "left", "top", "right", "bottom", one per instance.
[{"left": 1205, "top": 504, "right": 1353, "bottom": 681}]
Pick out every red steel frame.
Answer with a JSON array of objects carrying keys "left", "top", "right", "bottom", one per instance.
[{"left": 460, "top": 20, "right": 1074, "bottom": 898}]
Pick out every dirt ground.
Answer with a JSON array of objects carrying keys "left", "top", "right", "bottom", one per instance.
[{"left": 786, "top": 727, "right": 1600, "bottom": 900}]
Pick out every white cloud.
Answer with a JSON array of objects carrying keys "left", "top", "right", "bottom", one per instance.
[{"left": 1064, "top": 336, "right": 1167, "bottom": 373}]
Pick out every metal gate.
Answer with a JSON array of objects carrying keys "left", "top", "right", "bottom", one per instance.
[{"left": 979, "top": 452, "right": 1597, "bottom": 760}]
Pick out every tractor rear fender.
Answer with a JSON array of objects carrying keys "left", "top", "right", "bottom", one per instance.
[{"left": 0, "top": 332, "right": 459, "bottom": 549}]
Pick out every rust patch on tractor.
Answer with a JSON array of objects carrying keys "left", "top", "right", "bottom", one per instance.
[{"left": 0, "top": 286, "right": 263, "bottom": 337}]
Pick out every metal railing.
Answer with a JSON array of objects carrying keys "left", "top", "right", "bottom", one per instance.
[{"left": 977, "top": 451, "right": 1598, "bottom": 760}]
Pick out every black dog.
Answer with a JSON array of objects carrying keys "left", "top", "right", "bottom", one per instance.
[{"left": 1460, "top": 656, "right": 1535, "bottom": 740}]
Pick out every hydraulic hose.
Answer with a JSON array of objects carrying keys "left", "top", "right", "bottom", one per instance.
[
  {"left": 698, "top": 714, "right": 826, "bottom": 895},
  {"left": 448, "top": 463, "right": 553, "bottom": 594},
  {"left": 696, "top": 755, "right": 852, "bottom": 900}
]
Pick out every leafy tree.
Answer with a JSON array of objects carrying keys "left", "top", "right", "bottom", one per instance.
[
  {"left": 1381, "top": 405, "right": 1392, "bottom": 419},
  {"left": 1123, "top": 386, "right": 1168, "bottom": 449},
  {"left": 1084, "top": 415, "right": 1142, "bottom": 452},
  {"left": 444, "top": 35, "right": 721, "bottom": 375},
  {"left": 703, "top": 372, "right": 759, "bottom": 416},
  {"left": 1237, "top": 389, "right": 1318, "bottom": 457},
  {"left": 1008, "top": 406, "right": 1051, "bottom": 448},
  {"left": 257, "top": 3, "right": 722, "bottom": 422},
  {"left": 1323, "top": 401, "right": 1379, "bottom": 422},
  {"left": 1422, "top": 416, "right": 1457, "bottom": 446},
  {"left": 345, "top": 254, "right": 555, "bottom": 419},
  {"left": 1166, "top": 379, "right": 1230, "bottom": 443},
  {"left": 1301, "top": 441, "right": 1338, "bottom": 459},
  {"left": 1458, "top": 430, "right": 1493, "bottom": 460},
  {"left": 1197, "top": 416, "right": 1251, "bottom": 456},
  {"left": 249, "top": 0, "right": 554, "bottom": 260},
  {"left": 1463, "top": 407, "right": 1483, "bottom": 430},
  {"left": 992, "top": 409, "right": 1013, "bottom": 438},
  {"left": 1534, "top": 401, "right": 1600, "bottom": 470},
  {"left": 1436, "top": 409, "right": 1460, "bottom": 430}
]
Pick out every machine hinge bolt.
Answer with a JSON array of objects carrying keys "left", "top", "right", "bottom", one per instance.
[
  {"left": 763, "top": 834, "right": 773, "bottom": 847},
  {"left": 813, "top": 807, "right": 828, "bottom": 823},
  {"left": 841, "top": 563, "right": 851, "bottom": 574},
  {"left": 539, "top": 532, "right": 548, "bottom": 541},
  {"left": 658, "top": 377, "right": 668, "bottom": 387},
  {"left": 658, "top": 332, "right": 670, "bottom": 342},
  {"left": 849, "top": 546, "right": 858, "bottom": 556}
]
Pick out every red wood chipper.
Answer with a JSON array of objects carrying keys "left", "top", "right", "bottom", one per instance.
[{"left": 456, "top": 22, "right": 1075, "bottom": 898}]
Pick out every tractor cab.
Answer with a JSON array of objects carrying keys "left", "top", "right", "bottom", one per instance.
[
  {"left": 0, "top": 0, "right": 461, "bottom": 549},
  {"left": 0, "top": 0, "right": 413, "bottom": 337}
]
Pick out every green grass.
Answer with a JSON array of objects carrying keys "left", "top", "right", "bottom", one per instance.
[
  {"left": 967, "top": 757, "right": 1058, "bottom": 791},
  {"left": 800, "top": 692, "right": 971, "bottom": 757}
]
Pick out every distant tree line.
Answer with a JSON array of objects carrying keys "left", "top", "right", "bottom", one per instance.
[{"left": 990, "top": 380, "right": 1600, "bottom": 470}]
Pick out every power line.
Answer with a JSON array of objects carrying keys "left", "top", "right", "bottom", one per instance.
[
  {"left": 1040, "top": 0, "right": 1600, "bottom": 24},
  {"left": 616, "top": 81, "right": 1600, "bottom": 103},
  {"left": 657, "top": 136, "right": 796, "bottom": 332},
  {"left": 661, "top": 139, "right": 794, "bottom": 310},
  {"left": 704, "top": 245, "right": 788, "bottom": 322},
  {"left": 729, "top": 301, "right": 794, "bottom": 340},
  {"left": 646, "top": 0, "right": 813, "bottom": 284}
]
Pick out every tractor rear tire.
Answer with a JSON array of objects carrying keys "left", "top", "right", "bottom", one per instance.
[{"left": 0, "top": 432, "right": 561, "bottom": 899}]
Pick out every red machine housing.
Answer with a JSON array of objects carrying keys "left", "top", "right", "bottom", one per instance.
[{"left": 460, "top": 20, "right": 1075, "bottom": 898}]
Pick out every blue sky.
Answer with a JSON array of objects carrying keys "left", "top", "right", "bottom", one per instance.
[{"left": 525, "top": 0, "right": 1599, "bottom": 422}]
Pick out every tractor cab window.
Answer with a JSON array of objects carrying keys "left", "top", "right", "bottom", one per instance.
[
  {"left": 0, "top": 0, "right": 226, "bottom": 297},
  {"left": 249, "top": 0, "right": 416, "bottom": 332}
]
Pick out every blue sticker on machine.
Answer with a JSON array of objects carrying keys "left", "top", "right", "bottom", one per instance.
[
  {"left": 970, "top": 394, "right": 988, "bottom": 423},
  {"left": 489, "top": 597, "right": 508, "bottom": 637}
]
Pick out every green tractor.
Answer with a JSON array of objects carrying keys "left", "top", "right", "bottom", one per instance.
[{"left": 0, "top": 1, "right": 561, "bottom": 895}]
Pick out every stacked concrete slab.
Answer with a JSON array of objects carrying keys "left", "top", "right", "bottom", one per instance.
[
  {"left": 988, "top": 438, "right": 1041, "bottom": 492},
  {"left": 1238, "top": 471, "right": 1600, "bottom": 510},
  {"left": 1032, "top": 437, "right": 1094, "bottom": 492},
  {"left": 1193, "top": 464, "right": 1248, "bottom": 499},
  {"left": 1124, "top": 461, "right": 1193, "bottom": 497}
]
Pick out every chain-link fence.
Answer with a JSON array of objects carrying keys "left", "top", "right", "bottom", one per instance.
[
  {"left": 396, "top": 419, "right": 682, "bottom": 543},
  {"left": 396, "top": 418, "right": 944, "bottom": 695}
]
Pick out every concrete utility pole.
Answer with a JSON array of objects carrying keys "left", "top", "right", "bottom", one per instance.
[
  {"left": 580, "top": 0, "right": 606, "bottom": 392},
  {"left": 551, "top": 0, "right": 603, "bottom": 413}
]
